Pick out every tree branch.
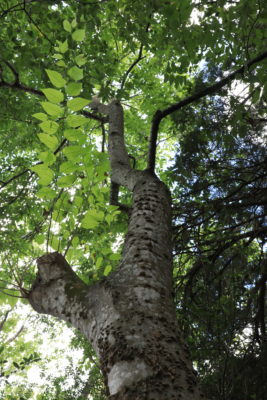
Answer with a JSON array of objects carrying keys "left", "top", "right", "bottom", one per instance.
[
  {"left": 28, "top": 252, "right": 109, "bottom": 351},
  {"left": 0, "top": 310, "right": 11, "bottom": 332},
  {"left": 0, "top": 139, "right": 67, "bottom": 190},
  {"left": 120, "top": 43, "right": 145, "bottom": 91},
  {"left": 147, "top": 49, "right": 267, "bottom": 171},
  {"left": 0, "top": 62, "right": 107, "bottom": 123}
]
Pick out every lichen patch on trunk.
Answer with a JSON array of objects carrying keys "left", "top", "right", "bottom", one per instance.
[{"left": 108, "top": 359, "right": 151, "bottom": 395}]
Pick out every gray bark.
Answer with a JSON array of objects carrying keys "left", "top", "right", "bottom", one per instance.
[{"left": 28, "top": 100, "right": 206, "bottom": 399}]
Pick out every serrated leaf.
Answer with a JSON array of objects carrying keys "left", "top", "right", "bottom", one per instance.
[
  {"left": 67, "top": 66, "right": 83, "bottom": 81},
  {"left": 38, "top": 133, "right": 58, "bottom": 150},
  {"left": 66, "top": 114, "right": 87, "bottom": 127},
  {"left": 72, "top": 29, "right": 85, "bottom": 42},
  {"left": 39, "top": 120, "right": 59, "bottom": 134},
  {"left": 41, "top": 101, "right": 63, "bottom": 117},
  {"left": 75, "top": 54, "right": 87, "bottom": 66},
  {"left": 33, "top": 113, "right": 48, "bottom": 121},
  {"left": 46, "top": 69, "right": 66, "bottom": 88},
  {"left": 31, "top": 164, "right": 54, "bottom": 185},
  {"left": 57, "top": 175, "right": 76, "bottom": 187},
  {"left": 67, "top": 97, "right": 89, "bottom": 111},
  {"left": 63, "top": 20, "right": 72, "bottom": 32},
  {"left": 66, "top": 82, "right": 82, "bottom": 96},
  {"left": 41, "top": 88, "right": 64, "bottom": 103}
]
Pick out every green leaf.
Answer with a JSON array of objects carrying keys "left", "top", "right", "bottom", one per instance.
[
  {"left": 59, "top": 161, "right": 77, "bottom": 173},
  {"left": 67, "top": 66, "right": 83, "bottom": 81},
  {"left": 63, "top": 20, "right": 72, "bottom": 32},
  {"left": 81, "top": 209, "right": 104, "bottom": 229},
  {"left": 52, "top": 53, "right": 63, "bottom": 59},
  {"left": 38, "top": 133, "right": 58, "bottom": 150},
  {"left": 71, "top": 18, "right": 77, "bottom": 28},
  {"left": 37, "top": 187, "right": 57, "bottom": 199},
  {"left": 33, "top": 113, "right": 48, "bottom": 121},
  {"left": 75, "top": 54, "right": 87, "bottom": 66},
  {"left": 38, "top": 151, "right": 56, "bottom": 165},
  {"left": 72, "top": 29, "right": 85, "bottom": 42},
  {"left": 50, "top": 236, "right": 60, "bottom": 251},
  {"left": 41, "top": 102, "right": 63, "bottom": 117},
  {"left": 31, "top": 164, "right": 54, "bottom": 185},
  {"left": 64, "top": 128, "right": 85, "bottom": 141},
  {"left": 81, "top": 214, "right": 98, "bottom": 229},
  {"left": 63, "top": 145, "right": 86, "bottom": 161},
  {"left": 56, "top": 60, "right": 67, "bottom": 68},
  {"left": 67, "top": 97, "right": 89, "bottom": 111},
  {"left": 35, "top": 234, "right": 46, "bottom": 244},
  {"left": 57, "top": 175, "right": 76, "bottom": 187},
  {"left": 72, "top": 236, "right": 79, "bottom": 247},
  {"left": 45, "top": 69, "right": 66, "bottom": 88},
  {"left": 104, "top": 265, "right": 112, "bottom": 276},
  {"left": 66, "top": 114, "right": 87, "bottom": 127},
  {"left": 58, "top": 40, "right": 68, "bottom": 53},
  {"left": 41, "top": 88, "right": 64, "bottom": 103},
  {"left": 39, "top": 120, "right": 59, "bottom": 134},
  {"left": 96, "top": 257, "right": 103, "bottom": 268},
  {"left": 66, "top": 82, "right": 82, "bottom": 96},
  {"left": 110, "top": 253, "right": 121, "bottom": 261}
]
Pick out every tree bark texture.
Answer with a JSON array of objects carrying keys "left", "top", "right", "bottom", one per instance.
[{"left": 28, "top": 101, "right": 206, "bottom": 400}]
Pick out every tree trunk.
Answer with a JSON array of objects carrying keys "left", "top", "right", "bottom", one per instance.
[{"left": 28, "top": 100, "right": 206, "bottom": 399}]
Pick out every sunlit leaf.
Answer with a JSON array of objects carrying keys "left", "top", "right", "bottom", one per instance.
[
  {"left": 72, "top": 29, "right": 85, "bottom": 42},
  {"left": 39, "top": 120, "right": 59, "bottom": 134},
  {"left": 66, "top": 82, "right": 82, "bottom": 96},
  {"left": 38, "top": 133, "right": 58, "bottom": 150},
  {"left": 66, "top": 114, "right": 87, "bottom": 127},
  {"left": 67, "top": 66, "right": 83, "bottom": 81},
  {"left": 67, "top": 97, "right": 89, "bottom": 111},
  {"left": 45, "top": 69, "right": 66, "bottom": 88},
  {"left": 63, "top": 20, "right": 72, "bottom": 32},
  {"left": 41, "top": 102, "right": 63, "bottom": 117},
  {"left": 41, "top": 88, "right": 64, "bottom": 104}
]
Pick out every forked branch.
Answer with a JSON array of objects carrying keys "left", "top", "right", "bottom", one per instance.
[{"left": 147, "top": 49, "right": 267, "bottom": 171}]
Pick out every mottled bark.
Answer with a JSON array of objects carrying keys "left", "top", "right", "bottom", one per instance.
[{"left": 28, "top": 100, "right": 206, "bottom": 399}]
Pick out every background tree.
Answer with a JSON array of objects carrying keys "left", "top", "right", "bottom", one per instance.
[{"left": 0, "top": 0, "right": 266, "bottom": 399}]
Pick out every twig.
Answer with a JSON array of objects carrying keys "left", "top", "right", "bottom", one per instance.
[
  {"left": 0, "top": 138, "right": 67, "bottom": 190},
  {"left": 23, "top": 5, "right": 53, "bottom": 46},
  {"left": 0, "top": 310, "right": 11, "bottom": 332},
  {"left": 120, "top": 43, "right": 145, "bottom": 91}
]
